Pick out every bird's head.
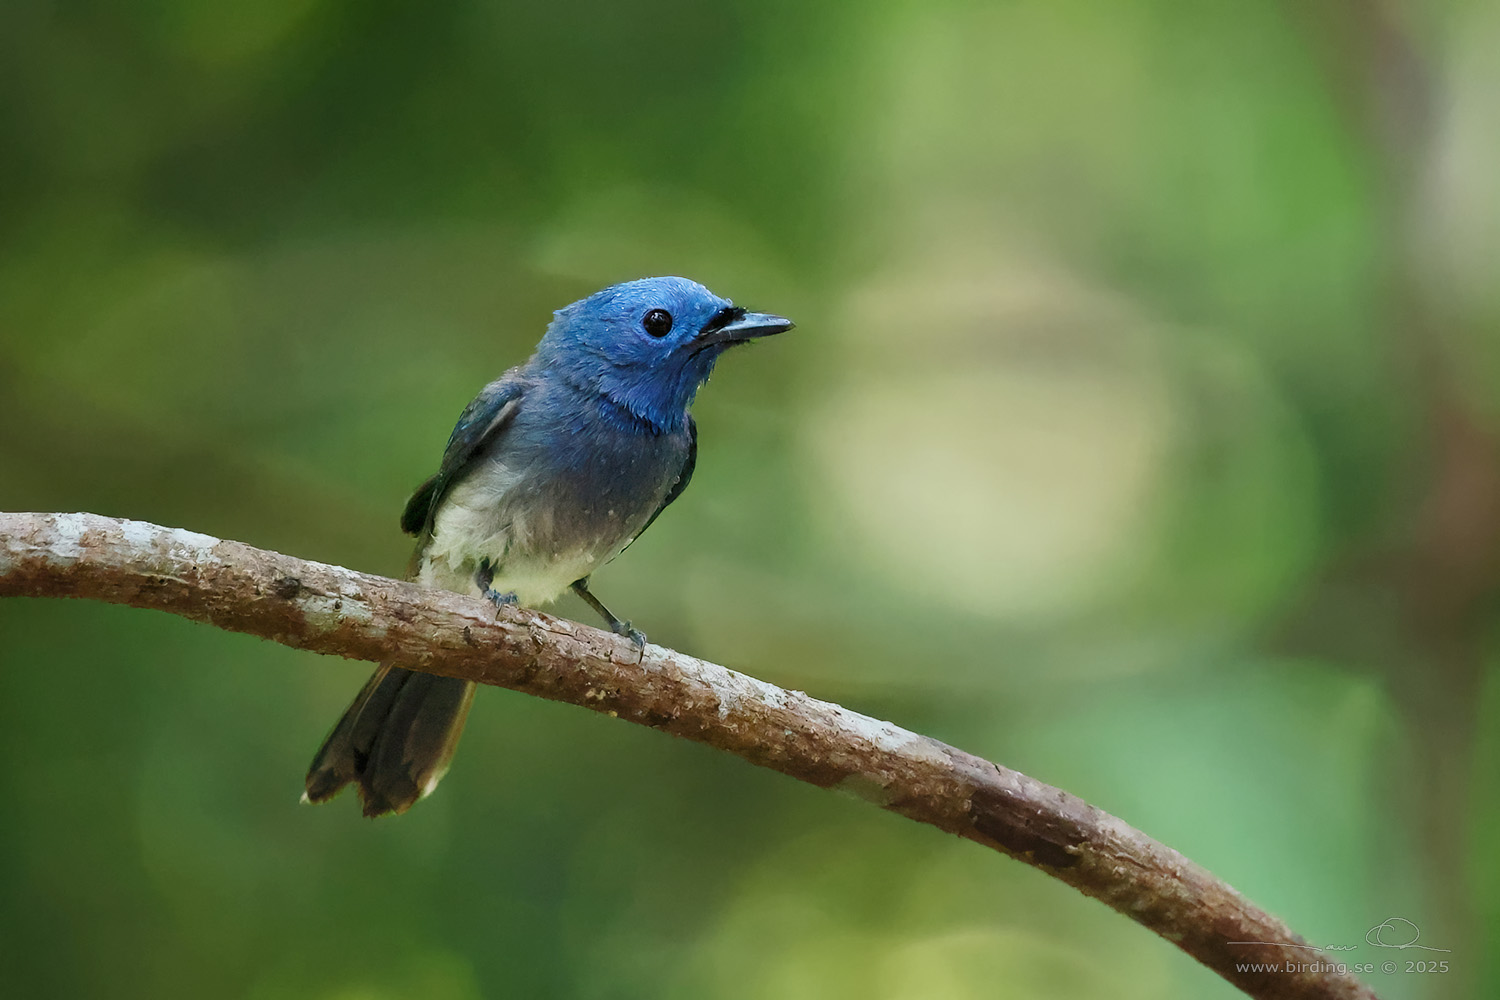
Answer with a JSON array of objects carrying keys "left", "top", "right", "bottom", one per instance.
[{"left": 535, "top": 276, "right": 793, "bottom": 432}]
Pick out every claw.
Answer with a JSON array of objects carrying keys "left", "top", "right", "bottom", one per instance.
[{"left": 615, "top": 622, "right": 647, "bottom": 649}]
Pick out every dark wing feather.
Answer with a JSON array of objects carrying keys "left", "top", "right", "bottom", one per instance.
[
  {"left": 400, "top": 370, "right": 529, "bottom": 536},
  {"left": 633, "top": 415, "right": 697, "bottom": 543},
  {"left": 399, "top": 476, "right": 442, "bottom": 536}
]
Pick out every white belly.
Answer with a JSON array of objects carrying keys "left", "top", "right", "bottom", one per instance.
[{"left": 413, "top": 466, "right": 631, "bottom": 605}]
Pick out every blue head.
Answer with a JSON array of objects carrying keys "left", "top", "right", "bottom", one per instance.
[{"left": 533, "top": 277, "right": 793, "bottom": 433}]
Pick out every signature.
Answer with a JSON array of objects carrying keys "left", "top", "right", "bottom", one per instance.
[{"left": 1230, "top": 917, "right": 1451, "bottom": 954}]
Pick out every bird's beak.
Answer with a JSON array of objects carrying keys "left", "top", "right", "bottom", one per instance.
[{"left": 695, "top": 309, "right": 795, "bottom": 349}]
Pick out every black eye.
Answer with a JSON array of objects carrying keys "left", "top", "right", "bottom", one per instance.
[{"left": 642, "top": 308, "right": 673, "bottom": 337}]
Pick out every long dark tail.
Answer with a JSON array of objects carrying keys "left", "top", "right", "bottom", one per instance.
[{"left": 304, "top": 665, "right": 476, "bottom": 817}]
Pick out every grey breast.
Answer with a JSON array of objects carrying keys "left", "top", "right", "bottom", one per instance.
[{"left": 462, "top": 389, "right": 689, "bottom": 567}]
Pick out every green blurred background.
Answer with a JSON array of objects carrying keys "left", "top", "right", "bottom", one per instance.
[{"left": 2, "top": 1, "right": 1496, "bottom": 998}]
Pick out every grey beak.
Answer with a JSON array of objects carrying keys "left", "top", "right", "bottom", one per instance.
[
  {"left": 697, "top": 310, "right": 795, "bottom": 349},
  {"left": 718, "top": 311, "right": 795, "bottom": 339}
]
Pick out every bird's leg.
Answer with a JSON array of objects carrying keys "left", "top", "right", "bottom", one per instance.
[
  {"left": 571, "top": 578, "right": 646, "bottom": 648},
  {"left": 474, "top": 558, "right": 517, "bottom": 613}
]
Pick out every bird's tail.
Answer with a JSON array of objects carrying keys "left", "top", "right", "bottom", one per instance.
[{"left": 304, "top": 664, "right": 476, "bottom": 817}]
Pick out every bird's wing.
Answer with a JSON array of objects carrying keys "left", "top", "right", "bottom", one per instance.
[
  {"left": 631, "top": 415, "right": 697, "bottom": 544},
  {"left": 400, "top": 370, "right": 529, "bottom": 536}
]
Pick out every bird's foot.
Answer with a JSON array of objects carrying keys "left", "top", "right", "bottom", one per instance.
[
  {"left": 474, "top": 560, "right": 517, "bottom": 615},
  {"left": 569, "top": 578, "right": 645, "bottom": 652},
  {"left": 612, "top": 620, "right": 647, "bottom": 649}
]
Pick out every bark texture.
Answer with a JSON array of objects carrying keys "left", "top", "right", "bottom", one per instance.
[{"left": 0, "top": 511, "right": 1378, "bottom": 1000}]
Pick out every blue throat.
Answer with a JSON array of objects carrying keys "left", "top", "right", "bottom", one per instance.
[
  {"left": 542, "top": 347, "right": 718, "bottom": 436},
  {"left": 596, "top": 390, "right": 671, "bottom": 437}
]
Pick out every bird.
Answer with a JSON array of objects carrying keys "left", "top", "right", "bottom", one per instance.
[{"left": 303, "top": 276, "right": 793, "bottom": 816}]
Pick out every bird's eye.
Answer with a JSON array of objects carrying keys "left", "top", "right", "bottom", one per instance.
[{"left": 642, "top": 309, "right": 674, "bottom": 337}]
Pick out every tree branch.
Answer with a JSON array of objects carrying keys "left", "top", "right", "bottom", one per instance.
[{"left": 0, "top": 512, "right": 1376, "bottom": 1000}]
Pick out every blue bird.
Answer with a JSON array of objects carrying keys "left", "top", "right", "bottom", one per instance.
[{"left": 304, "top": 277, "right": 793, "bottom": 816}]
